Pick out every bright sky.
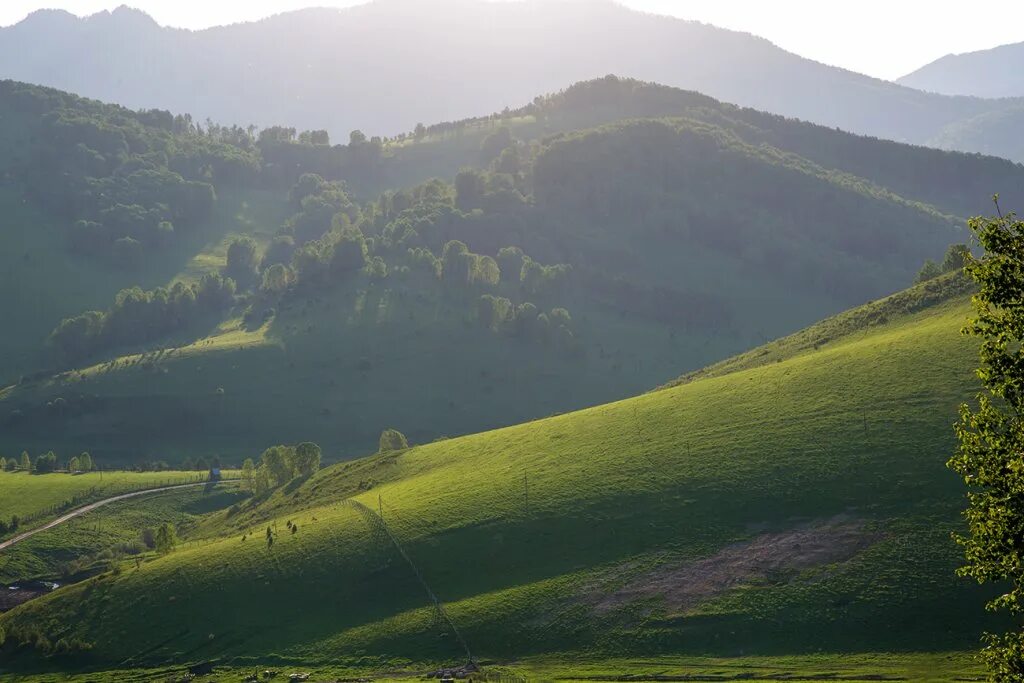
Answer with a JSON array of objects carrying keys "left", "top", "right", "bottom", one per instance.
[{"left": 1, "top": 0, "right": 1021, "bottom": 80}]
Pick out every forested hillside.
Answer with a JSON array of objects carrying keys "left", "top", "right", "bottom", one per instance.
[
  {"left": 0, "top": 76, "right": 1016, "bottom": 464},
  {"left": 2, "top": 1, "right": 1024, "bottom": 160}
]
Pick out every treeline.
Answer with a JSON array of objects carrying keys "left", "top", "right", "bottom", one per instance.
[
  {"left": 239, "top": 442, "right": 322, "bottom": 495},
  {"left": 48, "top": 274, "right": 236, "bottom": 364},
  {"left": 477, "top": 297, "right": 579, "bottom": 353},
  {"left": 0, "top": 450, "right": 94, "bottom": 474},
  {"left": 914, "top": 243, "right": 970, "bottom": 284},
  {"left": 2, "top": 81, "right": 397, "bottom": 270}
]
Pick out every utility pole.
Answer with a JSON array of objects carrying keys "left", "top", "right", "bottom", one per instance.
[{"left": 524, "top": 473, "right": 529, "bottom": 516}]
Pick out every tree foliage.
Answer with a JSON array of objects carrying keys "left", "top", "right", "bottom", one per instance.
[
  {"left": 154, "top": 522, "right": 177, "bottom": 554},
  {"left": 378, "top": 428, "right": 409, "bottom": 453},
  {"left": 950, "top": 206, "right": 1024, "bottom": 681},
  {"left": 49, "top": 274, "right": 236, "bottom": 364}
]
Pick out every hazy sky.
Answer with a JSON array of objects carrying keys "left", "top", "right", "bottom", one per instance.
[{"left": 1, "top": 1, "right": 1021, "bottom": 80}]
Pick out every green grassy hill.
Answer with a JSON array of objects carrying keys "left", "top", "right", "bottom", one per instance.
[{"left": 0, "top": 273, "right": 995, "bottom": 673}]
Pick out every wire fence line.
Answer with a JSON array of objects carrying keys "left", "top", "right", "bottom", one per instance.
[{"left": 346, "top": 497, "right": 474, "bottom": 663}]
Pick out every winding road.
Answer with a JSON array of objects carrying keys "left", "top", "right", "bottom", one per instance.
[{"left": 0, "top": 480, "right": 225, "bottom": 552}]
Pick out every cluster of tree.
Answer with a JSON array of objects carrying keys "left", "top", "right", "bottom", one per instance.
[
  {"left": 440, "top": 240, "right": 500, "bottom": 287},
  {"left": 33, "top": 451, "right": 59, "bottom": 473},
  {"left": 477, "top": 296, "right": 578, "bottom": 352},
  {"left": 240, "top": 442, "right": 322, "bottom": 495},
  {"left": 258, "top": 128, "right": 385, "bottom": 191},
  {"left": 48, "top": 274, "right": 236, "bottom": 364},
  {"left": 67, "top": 452, "right": 94, "bottom": 472},
  {"left": 914, "top": 243, "right": 971, "bottom": 284},
  {"left": 0, "top": 450, "right": 95, "bottom": 474},
  {"left": 2, "top": 452, "right": 31, "bottom": 471},
  {"left": 181, "top": 455, "right": 221, "bottom": 472},
  {"left": 0, "top": 621, "right": 92, "bottom": 656}
]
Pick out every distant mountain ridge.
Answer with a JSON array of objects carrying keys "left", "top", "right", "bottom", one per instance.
[
  {"left": 899, "top": 41, "right": 1024, "bottom": 98},
  {"left": 2, "top": 1, "right": 1024, "bottom": 160}
]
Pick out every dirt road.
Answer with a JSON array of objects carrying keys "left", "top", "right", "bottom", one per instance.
[{"left": 0, "top": 480, "right": 225, "bottom": 552}]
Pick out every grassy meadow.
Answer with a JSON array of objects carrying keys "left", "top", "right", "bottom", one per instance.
[
  {"left": 0, "top": 469, "right": 217, "bottom": 525},
  {"left": 0, "top": 481, "right": 246, "bottom": 584},
  {"left": 0, "top": 274, "right": 996, "bottom": 674},
  {"left": 0, "top": 651, "right": 987, "bottom": 682}
]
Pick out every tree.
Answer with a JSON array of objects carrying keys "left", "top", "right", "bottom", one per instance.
[
  {"left": 379, "top": 429, "right": 409, "bottom": 453},
  {"left": 3, "top": 458, "right": 14, "bottom": 472},
  {"left": 455, "top": 169, "right": 485, "bottom": 210},
  {"left": 480, "top": 127, "right": 513, "bottom": 163},
  {"left": 914, "top": 258, "right": 943, "bottom": 284},
  {"left": 942, "top": 243, "right": 971, "bottom": 273},
  {"left": 950, "top": 206, "right": 1024, "bottom": 680},
  {"left": 253, "top": 465, "right": 272, "bottom": 496},
  {"left": 139, "top": 527, "right": 157, "bottom": 549},
  {"left": 497, "top": 246, "right": 525, "bottom": 283},
  {"left": 79, "top": 452, "right": 92, "bottom": 472},
  {"left": 260, "top": 445, "right": 294, "bottom": 486},
  {"left": 261, "top": 235, "right": 295, "bottom": 269},
  {"left": 293, "top": 442, "right": 322, "bottom": 477},
  {"left": 20, "top": 451, "right": 31, "bottom": 472},
  {"left": 330, "top": 230, "right": 368, "bottom": 276},
  {"left": 241, "top": 458, "right": 255, "bottom": 492},
  {"left": 0, "top": 457, "right": 5, "bottom": 472},
  {"left": 261, "top": 263, "right": 294, "bottom": 294},
  {"left": 68, "top": 456, "right": 80, "bottom": 473},
  {"left": 34, "top": 452, "right": 58, "bottom": 473},
  {"left": 289, "top": 173, "right": 327, "bottom": 208},
  {"left": 154, "top": 523, "right": 177, "bottom": 554},
  {"left": 226, "top": 236, "right": 259, "bottom": 286}
]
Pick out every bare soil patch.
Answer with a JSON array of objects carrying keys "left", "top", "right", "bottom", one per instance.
[{"left": 592, "top": 517, "right": 881, "bottom": 615}]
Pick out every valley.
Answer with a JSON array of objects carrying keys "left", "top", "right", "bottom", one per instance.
[{"left": 2, "top": 3, "right": 1024, "bottom": 679}]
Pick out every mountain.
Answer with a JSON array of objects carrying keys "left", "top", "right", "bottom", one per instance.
[
  {"left": 899, "top": 41, "right": 1024, "bottom": 98},
  {"left": 2, "top": 1, "right": 1024, "bottom": 160},
  {"left": 5, "top": 75, "right": 1019, "bottom": 464},
  {"left": 0, "top": 272, "right": 995, "bottom": 675}
]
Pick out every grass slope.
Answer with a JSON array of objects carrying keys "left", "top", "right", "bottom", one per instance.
[
  {"left": 0, "top": 273, "right": 995, "bottom": 673},
  {"left": 0, "top": 470, "right": 213, "bottom": 527},
  {"left": 0, "top": 481, "right": 245, "bottom": 585}
]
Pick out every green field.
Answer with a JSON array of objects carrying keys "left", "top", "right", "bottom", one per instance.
[
  {"left": 0, "top": 273, "right": 997, "bottom": 675},
  {"left": 0, "top": 470, "right": 216, "bottom": 526},
  {"left": 0, "top": 481, "right": 246, "bottom": 584},
  {"left": 0, "top": 651, "right": 987, "bottom": 682}
]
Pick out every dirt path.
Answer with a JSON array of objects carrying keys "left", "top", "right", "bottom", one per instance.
[{"left": 0, "top": 480, "right": 228, "bottom": 552}]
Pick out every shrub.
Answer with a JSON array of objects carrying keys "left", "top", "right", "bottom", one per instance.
[{"left": 379, "top": 428, "right": 409, "bottom": 453}]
